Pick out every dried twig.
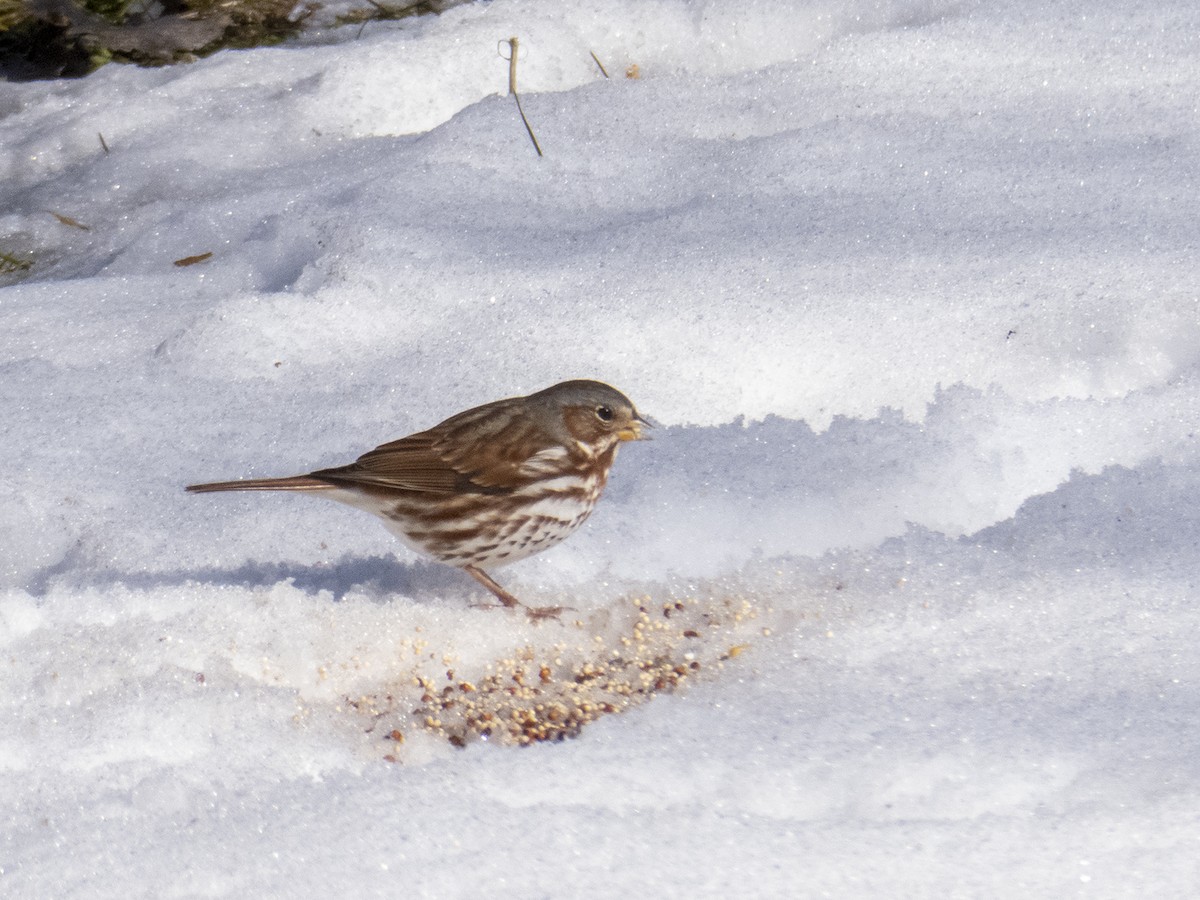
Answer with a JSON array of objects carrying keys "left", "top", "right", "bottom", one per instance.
[
  {"left": 49, "top": 211, "right": 90, "bottom": 231},
  {"left": 174, "top": 251, "right": 213, "bottom": 267},
  {"left": 500, "top": 36, "right": 542, "bottom": 157},
  {"left": 589, "top": 50, "right": 609, "bottom": 78}
]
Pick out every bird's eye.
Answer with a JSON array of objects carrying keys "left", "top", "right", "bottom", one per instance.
[{"left": 595, "top": 405, "right": 614, "bottom": 422}]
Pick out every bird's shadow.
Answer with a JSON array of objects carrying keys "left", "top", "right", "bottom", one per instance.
[{"left": 37, "top": 551, "right": 479, "bottom": 604}]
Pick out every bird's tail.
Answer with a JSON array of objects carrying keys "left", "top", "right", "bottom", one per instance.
[{"left": 185, "top": 475, "right": 332, "bottom": 493}]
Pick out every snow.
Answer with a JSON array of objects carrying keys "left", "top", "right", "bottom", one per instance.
[{"left": 3, "top": 0, "right": 1200, "bottom": 895}]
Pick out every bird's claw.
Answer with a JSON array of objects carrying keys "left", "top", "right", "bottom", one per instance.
[
  {"left": 523, "top": 604, "right": 568, "bottom": 621},
  {"left": 469, "top": 601, "right": 570, "bottom": 621}
]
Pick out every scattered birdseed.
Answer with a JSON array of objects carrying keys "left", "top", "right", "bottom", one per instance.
[{"left": 348, "top": 593, "right": 768, "bottom": 756}]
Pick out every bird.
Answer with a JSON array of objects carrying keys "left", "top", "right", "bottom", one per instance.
[{"left": 187, "top": 380, "right": 650, "bottom": 616}]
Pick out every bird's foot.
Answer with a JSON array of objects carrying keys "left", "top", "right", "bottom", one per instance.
[
  {"left": 468, "top": 600, "right": 569, "bottom": 621},
  {"left": 463, "top": 566, "right": 570, "bottom": 620}
]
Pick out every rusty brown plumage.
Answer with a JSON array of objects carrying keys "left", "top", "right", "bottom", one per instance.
[{"left": 187, "top": 380, "right": 650, "bottom": 614}]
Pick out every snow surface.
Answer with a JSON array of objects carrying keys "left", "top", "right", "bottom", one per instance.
[{"left": 3, "top": 0, "right": 1200, "bottom": 895}]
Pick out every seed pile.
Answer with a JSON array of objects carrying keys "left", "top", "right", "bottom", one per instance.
[{"left": 346, "top": 594, "right": 769, "bottom": 757}]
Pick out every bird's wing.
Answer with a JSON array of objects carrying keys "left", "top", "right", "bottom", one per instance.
[
  {"left": 432, "top": 401, "right": 552, "bottom": 489},
  {"left": 309, "top": 399, "right": 548, "bottom": 494},
  {"left": 312, "top": 431, "right": 463, "bottom": 493}
]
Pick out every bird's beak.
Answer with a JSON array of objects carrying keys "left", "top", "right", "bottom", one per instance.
[{"left": 618, "top": 412, "right": 656, "bottom": 442}]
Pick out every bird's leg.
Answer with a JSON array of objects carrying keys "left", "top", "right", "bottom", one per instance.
[
  {"left": 465, "top": 565, "right": 520, "bottom": 607},
  {"left": 464, "top": 565, "right": 566, "bottom": 621}
]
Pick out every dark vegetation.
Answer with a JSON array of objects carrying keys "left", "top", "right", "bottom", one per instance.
[{"left": 0, "top": 0, "right": 462, "bottom": 79}]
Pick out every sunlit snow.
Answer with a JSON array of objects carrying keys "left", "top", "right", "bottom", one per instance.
[{"left": 2, "top": 0, "right": 1199, "bottom": 895}]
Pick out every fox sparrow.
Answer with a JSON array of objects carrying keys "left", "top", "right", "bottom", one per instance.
[{"left": 187, "top": 380, "right": 650, "bottom": 613}]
